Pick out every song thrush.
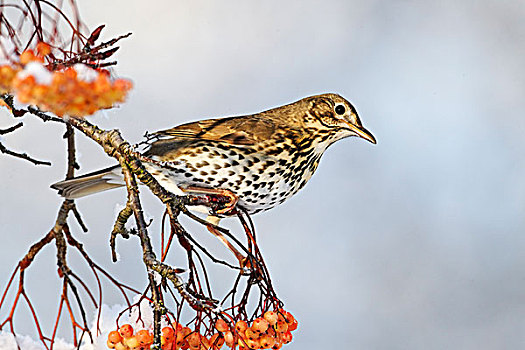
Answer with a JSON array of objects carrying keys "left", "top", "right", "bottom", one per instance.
[
  {"left": 52, "top": 93, "right": 375, "bottom": 213},
  {"left": 52, "top": 93, "right": 375, "bottom": 266}
]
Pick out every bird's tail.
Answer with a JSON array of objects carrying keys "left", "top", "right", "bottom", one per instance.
[{"left": 50, "top": 165, "right": 125, "bottom": 199}]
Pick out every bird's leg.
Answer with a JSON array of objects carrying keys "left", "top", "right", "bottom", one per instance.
[
  {"left": 205, "top": 215, "right": 249, "bottom": 269},
  {"left": 182, "top": 187, "right": 252, "bottom": 271},
  {"left": 182, "top": 186, "right": 239, "bottom": 215}
]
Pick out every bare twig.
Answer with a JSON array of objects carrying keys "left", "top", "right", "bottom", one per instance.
[
  {"left": 0, "top": 141, "right": 51, "bottom": 165},
  {"left": 0, "top": 122, "right": 23, "bottom": 134}
]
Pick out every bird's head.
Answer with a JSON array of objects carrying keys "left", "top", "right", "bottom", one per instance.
[{"left": 305, "top": 93, "right": 376, "bottom": 145}]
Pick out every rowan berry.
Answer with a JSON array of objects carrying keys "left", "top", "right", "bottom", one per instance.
[
  {"left": 263, "top": 311, "right": 278, "bottom": 326},
  {"left": 251, "top": 317, "right": 269, "bottom": 333},
  {"left": 280, "top": 331, "right": 292, "bottom": 344},
  {"left": 35, "top": 42, "right": 52, "bottom": 57},
  {"left": 172, "top": 321, "right": 183, "bottom": 332},
  {"left": 224, "top": 331, "right": 235, "bottom": 348},
  {"left": 124, "top": 336, "right": 140, "bottom": 349},
  {"left": 114, "top": 341, "right": 127, "bottom": 350},
  {"left": 271, "top": 342, "right": 283, "bottom": 350},
  {"left": 215, "top": 318, "right": 229, "bottom": 332},
  {"left": 209, "top": 333, "right": 224, "bottom": 349},
  {"left": 20, "top": 50, "right": 42, "bottom": 64},
  {"left": 287, "top": 318, "right": 298, "bottom": 332},
  {"left": 187, "top": 332, "right": 201, "bottom": 349},
  {"left": 245, "top": 327, "right": 259, "bottom": 341},
  {"left": 136, "top": 329, "right": 153, "bottom": 346},
  {"left": 162, "top": 326, "right": 175, "bottom": 342},
  {"left": 235, "top": 320, "right": 248, "bottom": 334},
  {"left": 274, "top": 321, "right": 288, "bottom": 333},
  {"left": 245, "top": 338, "right": 260, "bottom": 349},
  {"left": 119, "top": 324, "right": 134, "bottom": 338},
  {"left": 108, "top": 330, "right": 122, "bottom": 344},
  {"left": 259, "top": 334, "right": 276, "bottom": 349},
  {"left": 281, "top": 311, "right": 294, "bottom": 325}
]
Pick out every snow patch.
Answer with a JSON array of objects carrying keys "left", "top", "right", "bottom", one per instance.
[
  {"left": 16, "top": 62, "right": 53, "bottom": 85},
  {"left": 151, "top": 270, "right": 163, "bottom": 285},
  {"left": 73, "top": 64, "right": 99, "bottom": 83},
  {"left": 0, "top": 331, "right": 73, "bottom": 350}
]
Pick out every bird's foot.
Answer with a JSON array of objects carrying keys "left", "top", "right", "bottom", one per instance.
[
  {"left": 183, "top": 186, "right": 238, "bottom": 215},
  {"left": 212, "top": 189, "right": 239, "bottom": 215}
]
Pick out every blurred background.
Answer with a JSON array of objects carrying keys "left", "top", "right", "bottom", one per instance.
[{"left": 1, "top": 0, "right": 525, "bottom": 349}]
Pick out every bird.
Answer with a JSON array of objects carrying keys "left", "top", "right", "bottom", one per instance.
[
  {"left": 51, "top": 93, "right": 375, "bottom": 210},
  {"left": 51, "top": 93, "right": 375, "bottom": 264}
]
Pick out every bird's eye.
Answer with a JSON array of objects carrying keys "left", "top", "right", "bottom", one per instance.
[{"left": 335, "top": 104, "right": 346, "bottom": 115}]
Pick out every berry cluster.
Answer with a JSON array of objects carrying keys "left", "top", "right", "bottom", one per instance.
[
  {"left": 106, "top": 309, "right": 298, "bottom": 350},
  {"left": 218, "top": 309, "right": 298, "bottom": 350},
  {"left": 0, "top": 42, "right": 132, "bottom": 117},
  {"left": 107, "top": 323, "right": 170, "bottom": 350}
]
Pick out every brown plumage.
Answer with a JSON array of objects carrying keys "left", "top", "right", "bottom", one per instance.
[{"left": 51, "top": 93, "right": 376, "bottom": 215}]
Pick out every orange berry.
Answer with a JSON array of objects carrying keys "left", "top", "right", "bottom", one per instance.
[
  {"left": 162, "top": 326, "right": 175, "bottom": 341},
  {"left": 172, "top": 321, "right": 183, "bottom": 332},
  {"left": 281, "top": 331, "right": 292, "bottom": 344},
  {"left": 252, "top": 317, "right": 269, "bottom": 333},
  {"left": 271, "top": 342, "right": 283, "bottom": 350},
  {"left": 136, "top": 329, "right": 154, "bottom": 346},
  {"left": 187, "top": 332, "right": 201, "bottom": 349},
  {"left": 235, "top": 320, "right": 248, "bottom": 334},
  {"left": 246, "top": 338, "right": 261, "bottom": 349},
  {"left": 162, "top": 342, "right": 173, "bottom": 350},
  {"left": 119, "top": 324, "right": 134, "bottom": 338},
  {"left": 209, "top": 333, "right": 224, "bottom": 347},
  {"left": 108, "top": 330, "right": 123, "bottom": 344},
  {"left": 36, "top": 42, "right": 52, "bottom": 56},
  {"left": 175, "top": 330, "right": 185, "bottom": 344},
  {"left": 282, "top": 311, "right": 294, "bottom": 325},
  {"left": 215, "top": 318, "right": 229, "bottom": 333},
  {"left": 223, "top": 331, "right": 235, "bottom": 348},
  {"left": 114, "top": 78, "right": 133, "bottom": 91},
  {"left": 259, "top": 334, "right": 276, "bottom": 349},
  {"left": 124, "top": 335, "right": 140, "bottom": 349},
  {"left": 199, "top": 336, "right": 210, "bottom": 349},
  {"left": 19, "top": 50, "right": 41, "bottom": 64},
  {"left": 266, "top": 327, "right": 276, "bottom": 338},
  {"left": 177, "top": 326, "right": 192, "bottom": 347},
  {"left": 288, "top": 318, "right": 298, "bottom": 332},
  {"left": 114, "top": 341, "right": 127, "bottom": 350},
  {"left": 263, "top": 311, "right": 278, "bottom": 326},
  {"left": 274, "top": 321, "right": 288, "bottom": 333},
  {"left": 245, "top": 328, "right": 259, "bottom": 341},
  {"left": 106, "top": 339, "right": 116, "bottom": 349},
  {"left": 161, "top": 335, "right": 170, "bottom": 347}
]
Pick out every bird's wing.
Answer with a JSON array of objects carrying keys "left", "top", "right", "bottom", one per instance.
[{"left": 151, "top": 115, "right": 277, "bottom": 146}]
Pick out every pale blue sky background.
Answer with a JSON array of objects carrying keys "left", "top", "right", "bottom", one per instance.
[{"left": 1, "top": 1, "right": 525, "bottom": 349}]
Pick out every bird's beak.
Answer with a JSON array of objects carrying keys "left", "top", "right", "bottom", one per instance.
[{"left": 345, "top": 122, "right": 377, "bottom": 144}]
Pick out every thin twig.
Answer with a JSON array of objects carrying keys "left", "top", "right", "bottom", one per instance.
[
  {"left": 0, "top": 122, "right": 23, "bottom": 134},
  {"left": 0, "top": 141, "right": 51, "bottom": 165}
]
